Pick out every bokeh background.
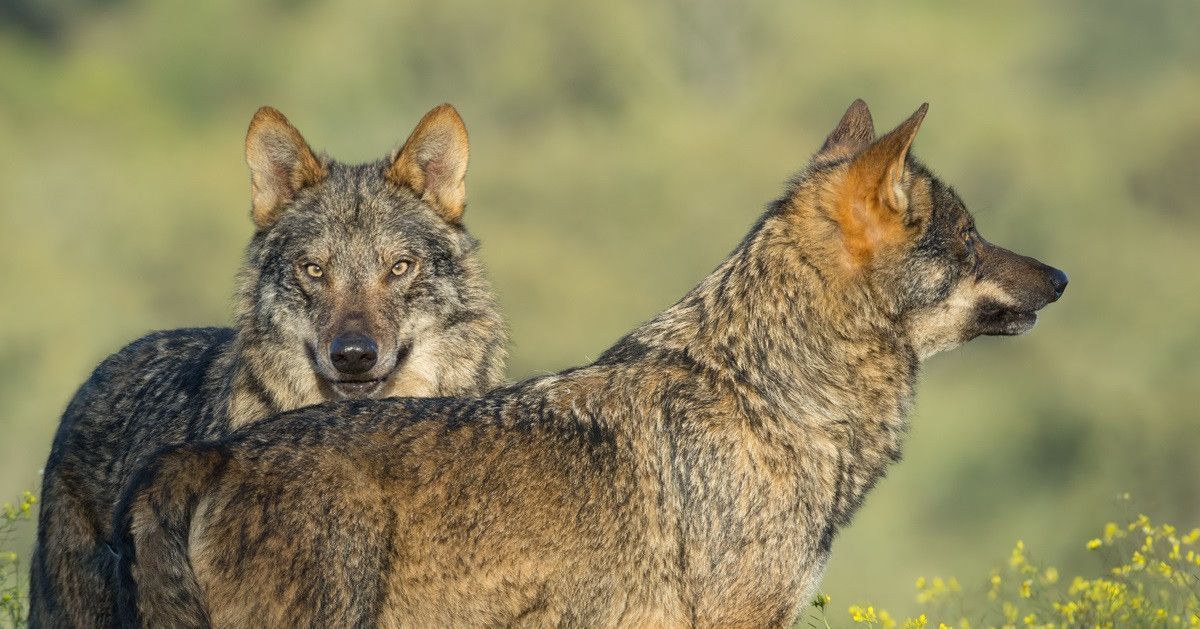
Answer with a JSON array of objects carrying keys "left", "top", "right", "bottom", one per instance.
[{"left": 2, "top": 0, "right": 1198, "bottom": 618}]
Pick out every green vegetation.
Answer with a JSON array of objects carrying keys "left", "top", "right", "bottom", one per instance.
[
  {"left": 1, "top": 0, "right": 1198, "bottom": 623},
  {"left": 1, "top": 492, "right": 35, "bottom": 627},
  {"left": 801, "top": 505, "right": 1200, "bottom": 628}
]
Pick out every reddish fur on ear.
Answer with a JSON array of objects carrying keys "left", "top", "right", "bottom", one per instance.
[
  {"left": 245, "top": 107, "right": 327, "bottom": 230},
  {"left": 387, "top": 104, "right": 470, "bottom": 224},
  {"left": 835, "top": 103, "right": 928, "bottom": 264}
]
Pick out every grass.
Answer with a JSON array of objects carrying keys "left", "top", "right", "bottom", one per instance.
[
  {"left": 0, "top": 492, "right": 34, "bottom": 628},
  {"left": 802, "top": 497, "right": 1200, "bottom": 628}
]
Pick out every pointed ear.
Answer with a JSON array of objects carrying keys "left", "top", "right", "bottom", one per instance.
[
  {"left": 833, "top": 104, "right": 928, "bottom": 264},
  {"left": 818, "top": 98, "right": 875, "bottom": 158},
  {"left": 387, "top": 104, "right": 470, "bottom": 224},
  {"left": 848, "top": 103, "right": 927, "bottom": 214},
  {"left": 245, "top": 107, "right": 327, "bottom": 230}
]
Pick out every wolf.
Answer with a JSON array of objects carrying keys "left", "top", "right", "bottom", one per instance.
[
  {"left": 30, "top": 104, "right": 508, "bottom": 628},
  {"left": 114, "top": 100, "right": 1066, "bottom": 627}
]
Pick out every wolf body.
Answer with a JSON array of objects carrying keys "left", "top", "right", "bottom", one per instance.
[
  {"left": 116, "top": 101, "right": 1067, "bottom": 628},
  {"left": 31, "top": 105, "right": 507, "bottom": 627}
]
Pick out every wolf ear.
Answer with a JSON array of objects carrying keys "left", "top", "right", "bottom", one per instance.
[
  {"left": 849, "top": 103, "right": 926, "bottom": 213},
  {"left": 387, "top": 104, "right": 470, "bottom": 224},
  {"left": 818, "top": 98, "right": 875, "bottom": 158},
  {"left": 834, "top": 103, "right": 928, "bottom": 262},
  {"left": 245, "top": 107, "right": 327, "bottom": 230}
]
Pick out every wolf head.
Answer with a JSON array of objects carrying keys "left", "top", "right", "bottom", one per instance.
[
  {"left": 783, "top": 100, "right": 1066, "bottom": 360},
  {"left": 232, "top": 105, "right": 506, "bottom": 407}
]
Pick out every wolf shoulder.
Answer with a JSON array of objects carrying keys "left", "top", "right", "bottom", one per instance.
[{"left": 46, "top": 327, "right": 237, "bottom": 468}]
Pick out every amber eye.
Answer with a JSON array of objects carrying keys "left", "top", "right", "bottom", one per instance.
[
  {"left": 391, "top": 259, "right": 413, "bottom": 277},
  {"left": 303, "top": 263, "right": 324, "bottom": 279}
]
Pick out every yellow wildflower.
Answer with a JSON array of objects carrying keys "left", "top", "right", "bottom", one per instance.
[
  {"left": 916, "top": 576, "right": 956, "bottom": 604},
  {"left": 1003, "top": 601, "right": 1019, "bottom": 623},
  {"left": 1087, "top": 538, "right": 1103, "bottom": 550},
  {"left": 1055, "top": 601, "right": 1080, "bottom": 623},
  {"left": 1042, "top": 567, "right": 1059, "bottom": 584},
  {"left": 850, "top": 605, "right": 878, "bottom": 624},
  {"left": 1069, "top": 576, "right": 1089, "bottom": 595},
  {"left": 1009, "top": 540, "right": 1026, "bottom": 568}
]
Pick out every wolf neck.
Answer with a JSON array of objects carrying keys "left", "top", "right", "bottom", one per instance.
[
  {"left": 222, "top": 254, "right": 328, "bottom": 429},
  {"left": 619, "top": 211, "right": 918, "bottom": 482},
  {"left": 223, "top": 331, "right": 325, "bottom": 430}
]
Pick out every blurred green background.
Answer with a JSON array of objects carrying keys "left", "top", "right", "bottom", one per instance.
[{"left": 1, "top": 0, "right": 1198, "bottom": 618}]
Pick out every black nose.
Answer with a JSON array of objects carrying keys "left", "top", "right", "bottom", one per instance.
[
  {"left": 330, "top": 332, "right": 378, "bottom": 375},
  {"left": 1048, "top": 267, "right": 1069, "bottom": 300}
]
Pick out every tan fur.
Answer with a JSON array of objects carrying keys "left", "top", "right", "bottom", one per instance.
[
  {"left": 246, "top": 107, "right": 328, "bottom": 229},
  {"left": 387, "top": 104, "right": 471, "bottom": 223},
  {"left": 834, "top": 104, "right": 926, "bottom": 267}
]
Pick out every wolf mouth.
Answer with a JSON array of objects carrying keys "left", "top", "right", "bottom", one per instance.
[
  {"left": 332, "top": 378, "right": 386, "bottom": 398},
  {"left": 321, "top": 340, "right": 413, "bottom": 399},
  {"left": 977, "top": 303, "right": 1039, "bottom": 336}
]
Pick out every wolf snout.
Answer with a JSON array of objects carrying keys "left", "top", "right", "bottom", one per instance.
[
  {"left": 330, "top": 332, "right": 379, "bottom": 375},
  {"left": 1048, "top": 266, "right": 1068, "bottom": 301}
]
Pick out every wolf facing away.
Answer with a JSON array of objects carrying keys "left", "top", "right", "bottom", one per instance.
[
  {"left": 116, "top": 101, "right": 1067, "bottom": 627},
  {"left": 30, "top": 104, "right": 508, "bottom": 627}
]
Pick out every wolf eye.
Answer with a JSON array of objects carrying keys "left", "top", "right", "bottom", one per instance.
[
  {"left": 391, "top": 259, "right": 413, "bottom": 277},
  {"left": 303, "top": 263, "right": 324, "bottom": 279}
]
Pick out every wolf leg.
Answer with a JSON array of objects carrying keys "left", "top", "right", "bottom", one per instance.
[{"left": 29, "top": 477, "right": 115, "bottom": 629}]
